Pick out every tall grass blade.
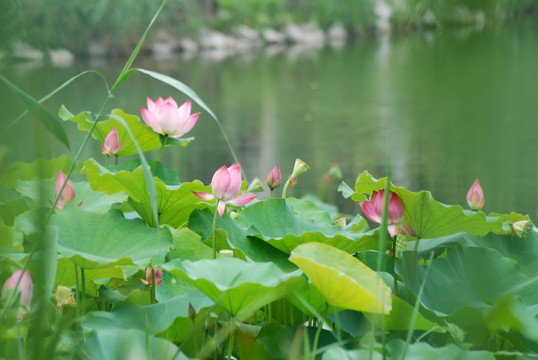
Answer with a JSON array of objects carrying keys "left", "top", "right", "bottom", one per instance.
[
  {"left": 108, "top": 114, "right": 159, "bottom": 228},
  {"left": 6, "top": 70, "right": 110, "bottom": 131},
  {"left": 0, "top": 74, "right": 71, "bottom": 151},
  {"left": 401, "top": 251, "right": 435, "bottom": 360},
  {"left": 110, "top": 0, "right": 168, "bottom": 92}
]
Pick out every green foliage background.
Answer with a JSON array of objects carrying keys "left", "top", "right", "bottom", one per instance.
[{"left": 1, "top": 0, "right": 537, "bottom": 54}]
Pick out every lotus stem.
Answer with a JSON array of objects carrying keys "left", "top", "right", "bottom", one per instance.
[
  {"left": 80, "top": 267, "right": 86, "bottom": 315},
  {"left": 211, "top": 209, "right": 218, "bottom": 259},
  {"left": 282, "top": 176, "right": 293, "bottom": 199},
  {"left": 226, "top": 318, "right": 235, "bottom": 360},
  {"left": 150, "top": 268, "right": 156, "bottom": 304},
  {"left": 157, "top": 135, "right": 167, "bottom": 161},
  {"left": 392, "top": 236, "right": 398, "bottom": 296}
]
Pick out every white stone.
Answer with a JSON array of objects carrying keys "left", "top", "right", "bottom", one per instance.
[
  {"left": 178, "top": 37, "right": 198, "bottom": 53},
  {"left": 198, "top": 29, "right": 235, "bottom": 49},
  {"left": 12, "top": 41, "right": 43, "bottom": 60},
  {"left": 327, "top": 23, "right": 347, "bottom": 42},
  {"left": 262, "top": 28, "right": 286, "bottom": 44},
  {"left": 49, "top": 48, "right": 74, "bottom": 67}
]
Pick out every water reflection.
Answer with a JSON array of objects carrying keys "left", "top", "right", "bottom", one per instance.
[{"left": 1, "top": 21, "right": 537, "bottom": 218}]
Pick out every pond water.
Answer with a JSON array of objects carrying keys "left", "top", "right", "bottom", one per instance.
[{"left": 1, "top": 20, "right": 537, "bottom": 218}]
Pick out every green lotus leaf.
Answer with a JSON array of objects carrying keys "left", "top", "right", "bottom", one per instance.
[
  {"left": 396, "top": 246, "right": 532, "bottom": 316},
  {"left": 322, "top": 347, "right": 383, "bottom": 360},
  {"left": 188, "top": 208, "right": 295, "bottom": 271},
  {"left": 83, "top": 328, "right": 188, "bottom": 360},
  {"left": 0, "top": 154, "right": 74, "bottom": 189},
  {"left": 16, "top": 178, "right": 127, "bottom": 213},
  {"left": 349, "top": 171, "right": 504, "bottom": 238},
  {"left": 166, "top": 227, "right": 213, "bottom": 262},
  {"left": 82, "top": 158, "right": 209, "bottom": 227},
  {"left": 289, "top": 242, "right": 392, "bottom": 314},
  {"left": 0, "top": 225, "right": 23, "bottom": 251},
  {"left": 108, "top": 158, "right": 180, "bottom": 185},
  {"left": 0, "top": 198, "right": 29, "bottom": 226},
  {"left": 59, "top": 106, "right": 162, "bottom": 156},
  {"left": 50, "top": 206, "right": 173, "bottom": 269},
  {"left": 412, "top": 232, "right": 538, "bottom": 277},
  {"left": 163, "top": 258, "right": 305, "bottom": 317},
  {"left": 387, "top": 339, "right": 495, "bottom": 359},
  {"left": 485, "top": 291, "right": 538, "bottom": 343},
  {"left": 366, "top": 295, "right": 442, "bottom": 331},
  {"left": 54, "top": 257, "right": 125, "bottom": 296},
  {"left": 235, "top": 198, "right": 377, "bottom": 254},
  {"left": 82, "top": 290, "right": 213, "bottom": 335}
]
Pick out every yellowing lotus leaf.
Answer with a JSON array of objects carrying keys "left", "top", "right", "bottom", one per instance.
[{"left": 290, "top": 242, "right": 392, "bottom": 314}]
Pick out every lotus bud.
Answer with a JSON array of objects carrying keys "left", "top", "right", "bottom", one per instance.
[
  {"left": 246, "top": 177, "right": 264, "bottom": 193},
  {"left": 188, "top": 303, "right": 196, "bottom": 323},
  {"left": 291, "top": 159, "right": 311, "bottom": 179},
  {"left": 2, "top": 270, "right": 33, "bottom": 308},
  {"left": 327, "top": 165, "right": 343, "bottom": 180},
  {"left": 266, "top": 165, "right": 282, "bottom": 190},
  {"left": 140, "top": 267, "right": 162, "bottom": 287},
  {"left": 466, "top": 179, "right": 485, "bottom": 210},
  {"left": 511, "top": 220, "right": 535, "bottom": 240},
  {"left": 101, "top": 127, "right": 123, "bottom": 156},
  {"left": 53, "top": 170, "right": 77, "bottom": 210}
]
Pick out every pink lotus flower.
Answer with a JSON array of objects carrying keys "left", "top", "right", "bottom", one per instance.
[
  {"left": 193, "top": 163, "right": 256, "bottom": 217},
  {"left": 466, "top": 179, "right": 485, "bottom": 210},
  {"left": 266, "top": 164, "right": 282, "bottom": 190},
  {"left": 140, "top": 96, "right": 200, "bottom": 138},
  {"left": 140, "top": 267, "right": 162, "bottom": 287},
  {"left": 2, "top": 271, "right": 33, "bottom": 318},
  {"left": 360, "top": 190, "right": 405, "bottom": 236},
  {"left": 101, "top": 127, "right": 122, "bottom": 156},
  {"left": 51, "top": 170, "right": 82, "bottom": 210}
]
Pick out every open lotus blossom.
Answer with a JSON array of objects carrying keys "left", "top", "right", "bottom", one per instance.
[
  {"left": 101, "top": 127, "right": 122, "bottom": 156},
  {"left": 266, "top": 164, "right": 282, "bottom": 190},
  {"left": 360, "top": 190, "right": 405, "bottom": 236},
  {"left": 50, "top": 170, "right": 82, "bottom": 210},
  {"left": 140, "top": 96, "right": 200, "bottom": 138},
  {"left": 140, "top": 267, "right": 162, "bottom": 287},
  {"left": 466, "top": 179, "right": 485, "bottom": 210},
  {"left": 2, "top": 270, "right": 33, "bottom": 321},
  {"left": 193, "top": 163, "right": 256, "bottom": 217}
]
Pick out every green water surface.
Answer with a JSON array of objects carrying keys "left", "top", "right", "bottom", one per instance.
[{"left": 1, "top": 20, "right": 536, "bottom": 218}]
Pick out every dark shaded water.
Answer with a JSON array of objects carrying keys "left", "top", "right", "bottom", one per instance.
[{"left": 1, "top": 20, "right": 537, "bottom": 218}]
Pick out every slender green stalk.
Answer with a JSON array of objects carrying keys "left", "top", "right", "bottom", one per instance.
[
  {"left": 311, "top": 315, "right": 324, "bottom": 360},
  {"left": 282, "top": 177, "right": 293, "bottom": 198},
  {"left": 413, "top": 238, "right": 421, "bottom": 252},
  {"left": 114, "top": 155, "right": 119, "bottom": 165},
  {"left": 226, "top": 319, "right": 235, "bottom": 360},
  {"left": 374, "top": 162, "right": 391, "bottom": 360},
  {"left": 80, "top": 268, "right": 86, "bottom": 315},
  {"left": 211, "top": 209, "right": 219, "bottom": 259},
  {"left": 269, "top": 189, "right": 274, "bottom": 198},
  {"left": 156, "top": 135, "right": 167, "bottom": 161},
  {"left": 401, "top": 251, "right": 435, "bottom": 360},
  {"left": 74, "top": 264, "right": 80, "bottom": 320},
  {"left": 150, "top": 268, "right": 156, "bottom": 304},
  {"left": 105, "top": 155, "right": 110, "bottom": 168},
  {"left": 213, "top": 321, "right": 218, "bottom": 360},
  {"left": 392, "top": 236, "right": 398, "bottom": 296}
]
